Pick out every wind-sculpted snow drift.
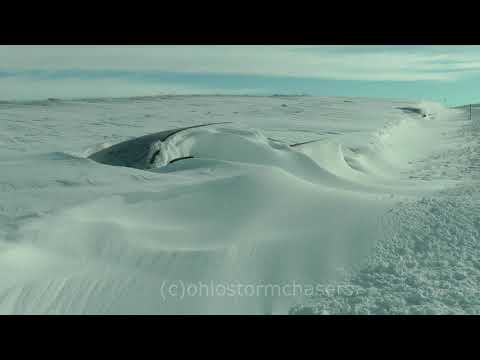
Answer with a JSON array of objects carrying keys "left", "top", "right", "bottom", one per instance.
[
  {"left": 0, "top": 96, "right": 475, "bottom": 314},
  {"left": 88, "top": 122, "right": 232, "bottom": 169}
]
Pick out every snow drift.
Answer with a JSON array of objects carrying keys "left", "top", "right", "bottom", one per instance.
[{"left": 0, "top": 95, "right": 474, "bottom": 314}]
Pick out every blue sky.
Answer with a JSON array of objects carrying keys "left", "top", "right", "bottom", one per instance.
[{"left": 1, "top": 45, "right": 480, "bottom": 106}]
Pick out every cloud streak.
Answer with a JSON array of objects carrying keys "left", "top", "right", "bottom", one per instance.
[{"left": 2, "top": 45, "right": 480, "bottom": 82}]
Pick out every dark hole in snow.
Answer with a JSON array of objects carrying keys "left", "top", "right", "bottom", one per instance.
[
  {"left": 168, "top": 156, "right": 195, "bottom": 165},
  {"left": 397, "top": 107, "right": 425, "bottom": 116},
  {"left": 149, "top": 150, "right": 160, "bottom": 164}
]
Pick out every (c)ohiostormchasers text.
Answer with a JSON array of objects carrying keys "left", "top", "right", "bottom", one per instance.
[{"left": 159, "top": 280, "right": 360, "bottom": 301}]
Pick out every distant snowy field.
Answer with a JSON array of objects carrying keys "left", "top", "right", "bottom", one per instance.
[{"left": 0, "top": 95, "right": 478, "bottom": 314}]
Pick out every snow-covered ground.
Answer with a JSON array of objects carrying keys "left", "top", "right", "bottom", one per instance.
[{"left": 0, "top": 95, "right": 477, "bottom": 314}]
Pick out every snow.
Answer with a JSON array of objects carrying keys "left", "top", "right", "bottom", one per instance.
[{"left": 0, "top": 95, "right": 476, "bottom": 314}]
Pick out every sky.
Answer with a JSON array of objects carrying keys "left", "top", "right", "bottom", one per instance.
[{"left": 1, "top": 45, "right": 480, "bottom": 106}]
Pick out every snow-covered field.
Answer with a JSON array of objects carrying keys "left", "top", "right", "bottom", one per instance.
[{"left": 0, "top": 95, "right": 477, "bottom": 314}]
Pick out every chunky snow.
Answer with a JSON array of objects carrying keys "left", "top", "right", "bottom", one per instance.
[{"left": 0, "top": 95, "right": 476, "bottom": 314}]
